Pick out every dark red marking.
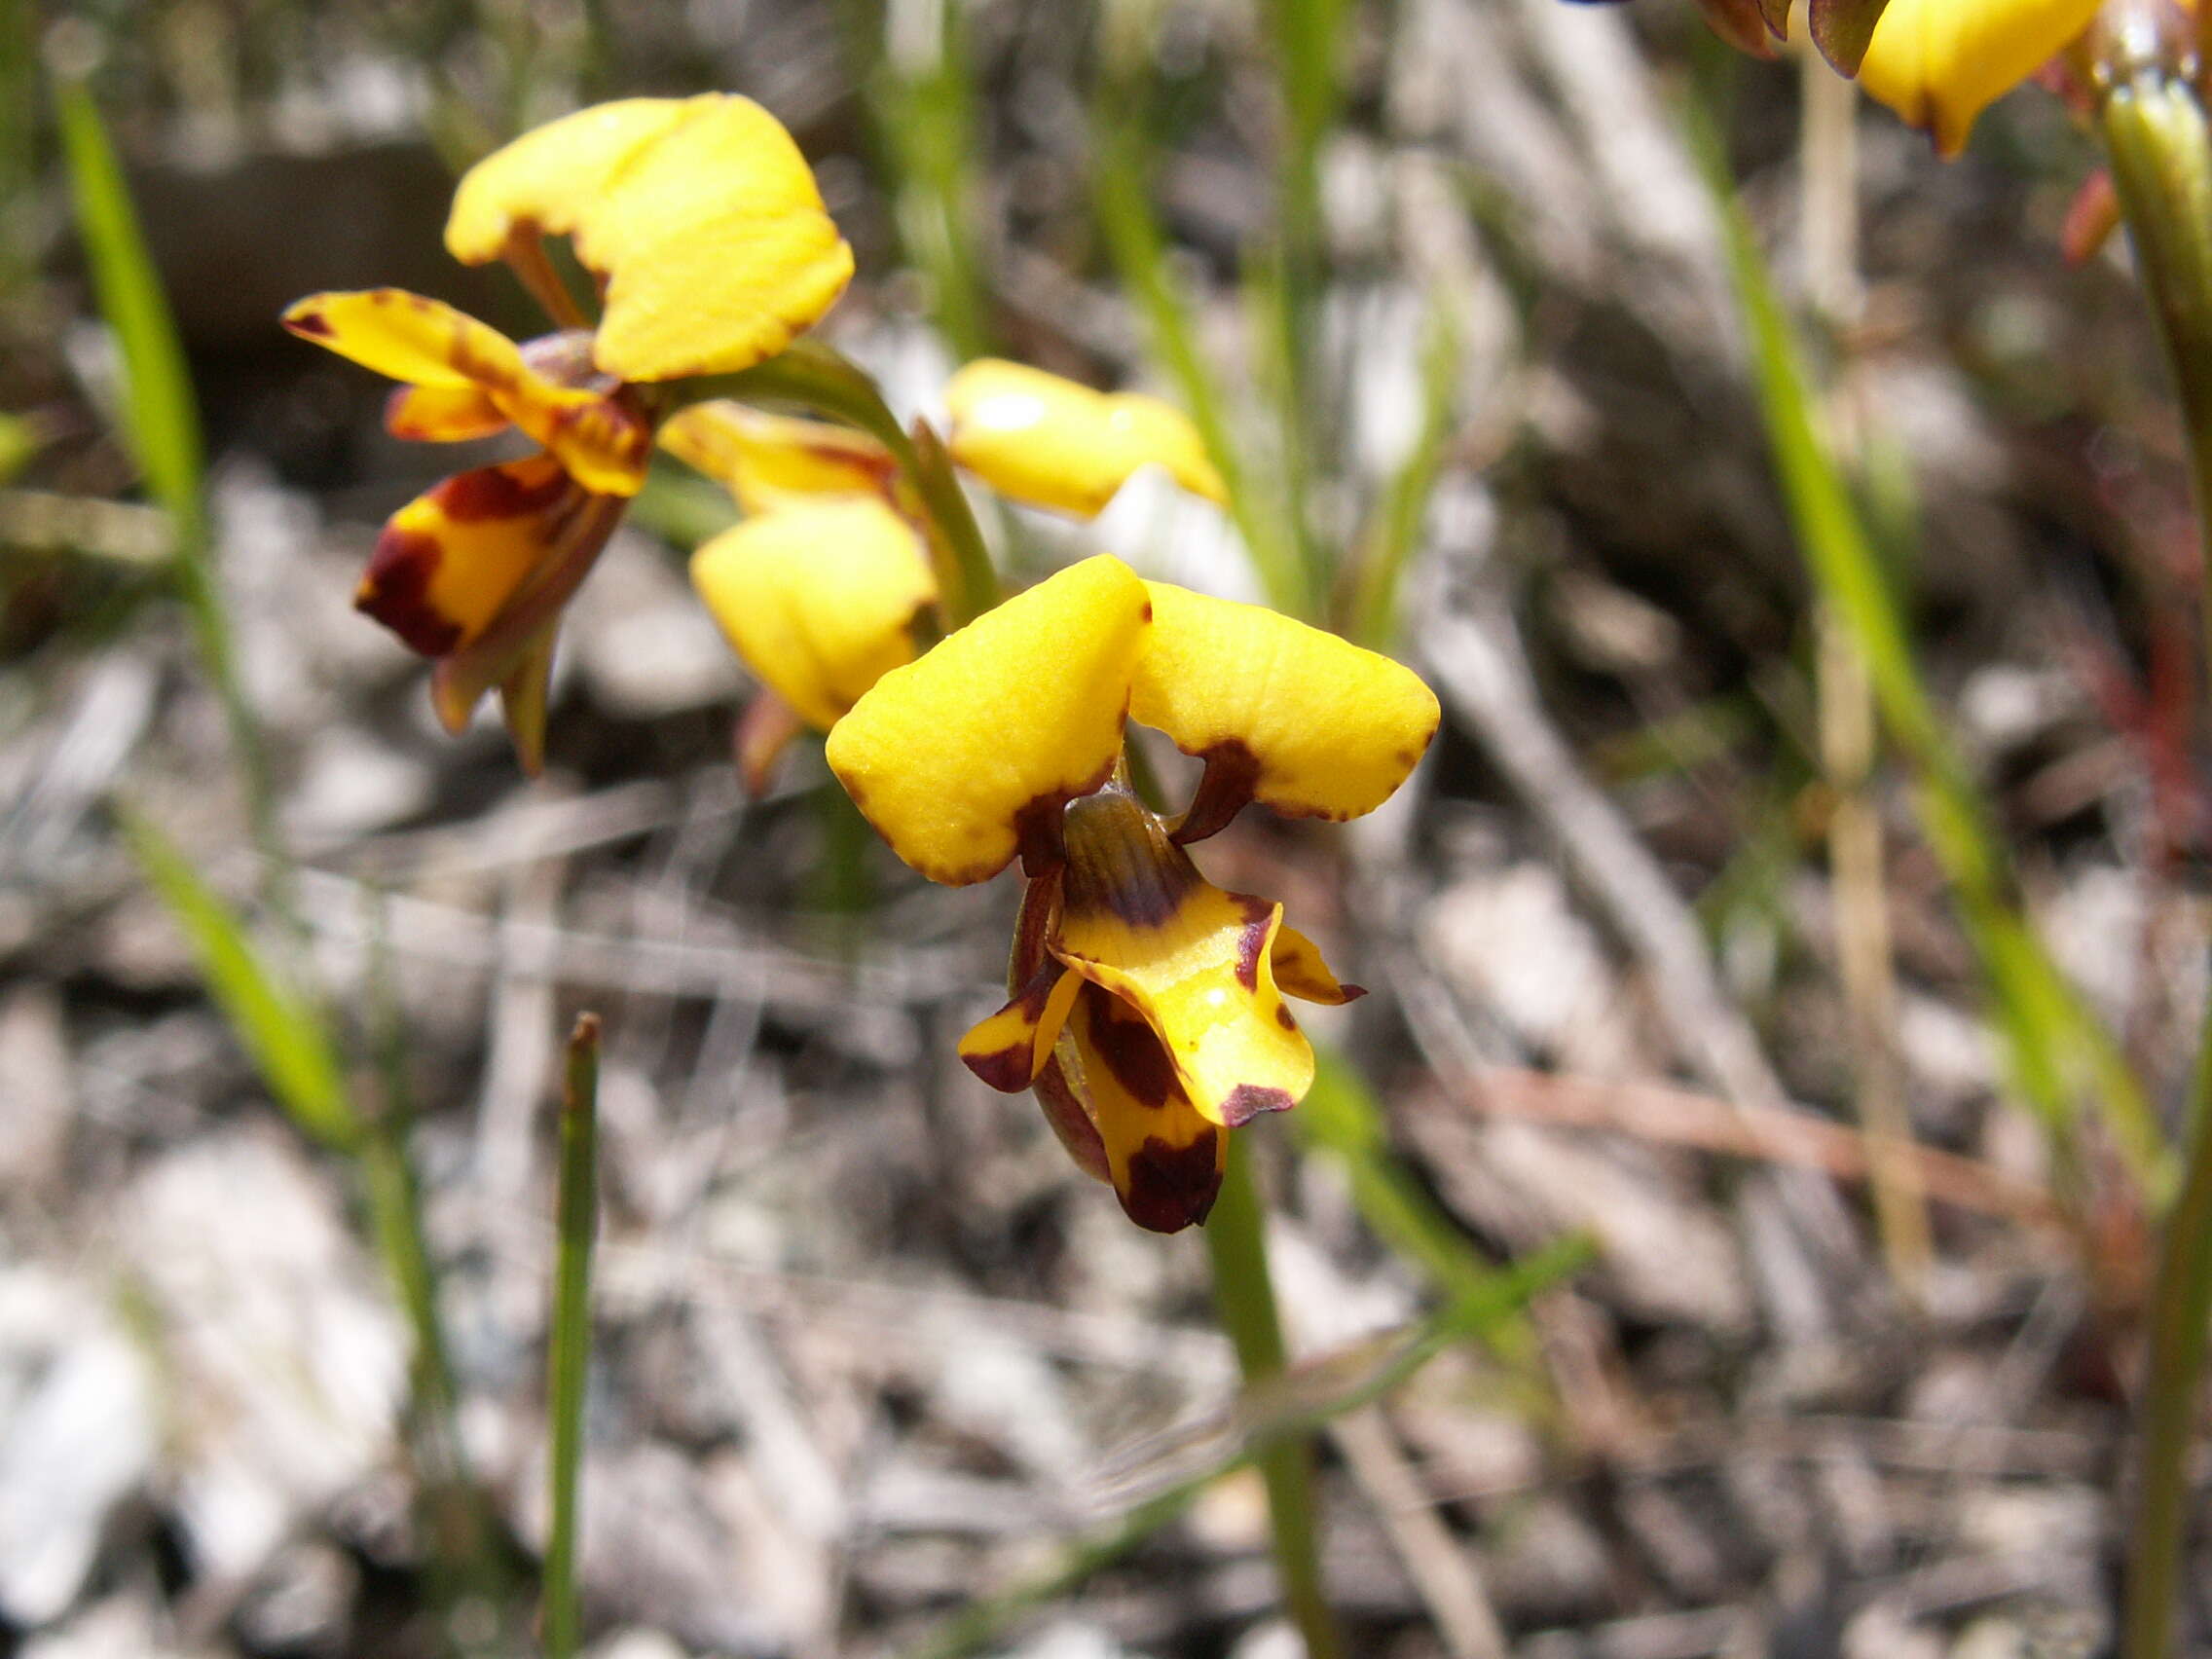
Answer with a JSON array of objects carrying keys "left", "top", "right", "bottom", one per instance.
[
  {"left": 1274, "top": 1004, "right": 1298, "bottom": 1031},
  {"left": 1170, "top": 740, "right": 1263, "bottom": 845},
  {"left": 437, "top": 461, "right": 574, "bottom": 523},
  {"left": 1119, "top": 1128, "right": 1222, "bottom": 1234},
  {"left": 959, "top": 961, "right": 1069, "bottom": 1093},
  {"left": 285, "top": 310, "right": 335, "bottom": 339},
  {"left": 356, "top": 529, "right": 461, "bottom": 656},
  {"left": 1232, "top": 896, "right": 1273, "bottom": 991},
  {"left": 1083, "top": 989, "right": 1180, "bottom": 1109},
  {"left": 1217, "top": 1084, "right": 1295, "bottom": 1127}
]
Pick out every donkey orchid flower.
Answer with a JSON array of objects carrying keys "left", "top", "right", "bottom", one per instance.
[
  {"left": 663, "top": 401, "right": 935, "bottom": 789},
  {"left": 282, "top": 94, "right": 852, "bottom": 771},
  {"left": 824, "top": 554, "right": 1438, "bottom": 1232}
]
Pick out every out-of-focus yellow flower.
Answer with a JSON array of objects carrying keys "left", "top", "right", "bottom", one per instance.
[
  {"left": 1855, "top": 0, "right": 2102, "bottom": 154},
  {"left": 943, "top": 358, "right": 1227, "bottom": 518},
  {"left": 690, "top": 498, "right": 936, "bottom": 733},
  {"left": 665, "top": 401, "right": 936, "bottom": 789},
  {"left": 445, "top": 94, "right": 855, "bottom": 383},
  {"left": 662, "top": 401, "right": 903, "bottom": 517},
  {"left": 282, "top": 95, "right": 851, "bottom": 771},
  {"left": 824, "top": 554, "right": 1437, "bottom": 1232}
]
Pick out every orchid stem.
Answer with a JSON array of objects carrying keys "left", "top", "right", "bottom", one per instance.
[
  {"left": 1203, "top": 1137, "right": 1344, "bottom": 1659},
  {"left": 544, "top": 1014, "right": 603, "bottom": 1659},
  {"left": 2095, "top": 18, "right": 2212, "bottom": 1658},
  {"left": 689, "top": 341, "right": 1002, "bottom": 625}
]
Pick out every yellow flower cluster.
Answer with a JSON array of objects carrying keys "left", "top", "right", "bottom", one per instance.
[{"left": 284, "top": 93, "right": 1437, "bottom": 1233}]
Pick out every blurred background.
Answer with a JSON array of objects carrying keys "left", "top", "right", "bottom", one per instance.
[{"left": 1, "top": 0, "right": 2201, "bottom": 1655}]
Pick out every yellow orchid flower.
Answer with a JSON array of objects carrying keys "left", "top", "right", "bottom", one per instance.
[
  {"left": 1855, "top": 0, "right": 2102, "bottom": 154},
  {"left": 943, "top": 359, "right": 1227, "bottom": 518},
  {"left": 282, "top": 94, "right": 852, "bottom": 771},
  {"left": 665, "top": 400, "right": 937, "bottom": 788},
  {"left": 689, "top": 497, "right": 936, "bottom": 733},
  {"left": 824, "top": 554, "right": 1438, "bottom": 1232}
]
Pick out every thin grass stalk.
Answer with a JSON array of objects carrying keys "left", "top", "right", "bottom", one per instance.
[
  {"left": 1348, "top": 300, "right": 1459, "bottom": 645},
  {"left": 877, "top": 0, "right": 994, "bottom": 358},
  {"left": 1797, "top": 48, "right": 1931, "bottom": 1298},
  {"left": 1092, "top": 126, "right": 1313, "bottom": 618},
  {"left": 1693, "top": 106, "right": 2168, "bottom": 1191},
  {"left": 2091, "top": 18, "right": 2212, "bottom": 1652},
  {"left": 1202, "top": 1138, "right": 1343, "bottom": 1659},
  {"left": 1256, "top": 0, "right": 1346, "bottom": 596},
  {"left": 53, "top": 73, "right": 292, "bottom": 918},
  {"left": 544, "top": 1014, "right": 603, "bottom": 1659}
]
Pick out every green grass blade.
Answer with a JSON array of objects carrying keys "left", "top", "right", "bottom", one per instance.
[
  {"left": 1093, "top": 128, "right": 1312, "bottom": 618},
  {"left": 53, "top": 76, "right": 203, "bottom": 534},
  {"left": 118, "top": 806, "right": 358, "bottom": 1152},
  {"left": 872, "top": 0, "right": 993, "bottom": 358},
  {"left": 1349, "top": 299, "right": 1460, "bottom": 645},
  {"left": 1692, "top": 111, "right": 2169, "bottom": 1192},
  {"left": 58, "top": 72, "right": 294, "bottom": 911},
  {"left": 544, "top": 1013, "right": 603, "bottom": 1659},
  {"left": 1294, "top": 1045, "right": 1539, "bottom": 1360}
]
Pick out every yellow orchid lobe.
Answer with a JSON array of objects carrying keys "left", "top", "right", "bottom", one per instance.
[
  {"left": 943, "top": 359, "right": 1227, "bottom": 518},
  {"left": 445, "top": 94, "right": 855, "bottom": 383},
  {"left": 825, "top": 555, "right": 1154, "bottom": 885},
  {"left": 689, "top": 497, "right": 937, "bottom": 733}
]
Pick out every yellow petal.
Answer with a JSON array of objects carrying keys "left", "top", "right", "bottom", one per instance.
[
  {"left": 591, "top": 98, "right": 855, "bottom": 381},
  {"left": 1271, "top": 923, "right": 1365, "bottom": 1007},
  {"left": 958, "top": 960, "right": 1084, "bottom": 1093},
  {"left": 355, "top": 458, "right": 585, "bottom": 656},
  {"left": 1130, "top": 581, "right": 1439, "bottom": 829},
  {"left": 825, "top": 555, "right": 1151, "bottom": 886},
  {"left": 385, "top": 384, "right": 509, "bottom": 442},
  {"left": 1057, "top": 984, "right": 1226, "bottom": 1233},
  {"left": 689, "top": 498, "right": 936, "bottom": 732},
  {"left": 283, "top": 289, "right": 515, "bottom": 390},
  {"left": 283, "top": 291, "right": 646, "bottom": 494},
  {"left": 944, "top": 358, "right": 1226, "bottom": 518},
  {"left": 1854, "top": 0, "right": 2099, "bottom": 155},
  {"left": 1051, "top": 790, "right": 1313, "bottom": 1130},
  {"left": 445, "top": 97, "right": 695, "bottom": 263},
  {"left": 660, "top": 401, "right": 899, "bottom": 515}
]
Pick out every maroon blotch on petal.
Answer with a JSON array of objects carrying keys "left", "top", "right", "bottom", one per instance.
[
  {"left": 1119, "top": 1128, "right": 1222, "bottom": 1234},
  {"left": 1170, "top": 740, "right": 1263, "bottom": 846},
  {"left": 1217, "top": 1083, "right": 1296, "bottom": 1128},
  {"left": 1084, "top": 988, "right": 1181, "bottom": 1109},
  {"left": 355, "top": 529, "right": 461, "bottom": 657},
  {"left": 439, "top": 463, "right": 574, "bottom": 523},
  {"left": 1231, "top": 896, "right": 1274, "bottom": 991}
]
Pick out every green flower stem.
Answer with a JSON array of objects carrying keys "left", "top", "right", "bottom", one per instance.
[
  {"left": 544, "top": 1014, "right": 603, "bottom": 1659},
  {"left": 1203, "top": 1137, "right": 1344, "bottom": 1659},
  {"left": 2095, "top": 35, "right": 2212, "bottom": 1659},
  {"left": 685, "top": 340, "right": 1001, "bottom": 626}
]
